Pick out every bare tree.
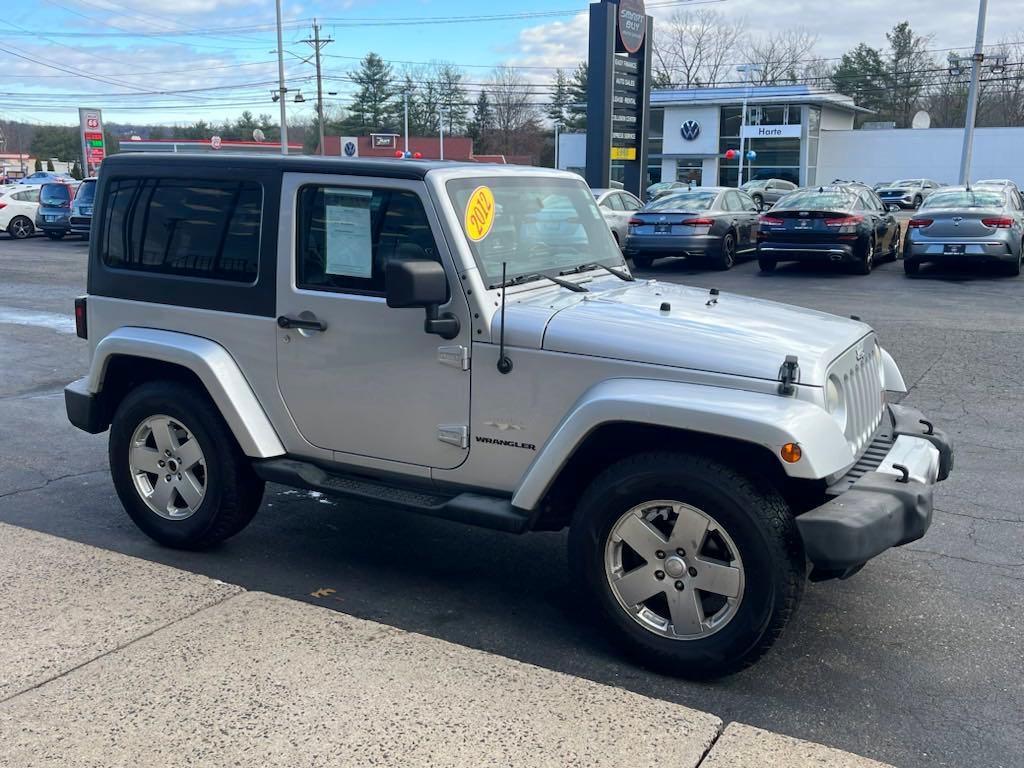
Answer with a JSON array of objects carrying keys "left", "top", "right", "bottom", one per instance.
[
  {"left": 488, "top": 66, "right": 540, "bottom": 155},
  {"left": 743, "top": 29, "right": 819, "bottom": 85},
  {"left": 653, "top": 9, "right": 746, "bottom": 88}
]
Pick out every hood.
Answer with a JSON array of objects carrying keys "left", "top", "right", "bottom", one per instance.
[{"left": 498, "top": 279, "right": 870, "bottom": 386}]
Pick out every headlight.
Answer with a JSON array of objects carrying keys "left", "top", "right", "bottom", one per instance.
[{"left": 826, "top": 374, "right": 848, "bottom": 431}]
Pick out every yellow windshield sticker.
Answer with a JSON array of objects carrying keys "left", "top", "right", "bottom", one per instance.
[{"left": 464, "top": 185, "right": 495, "bottom": 241}]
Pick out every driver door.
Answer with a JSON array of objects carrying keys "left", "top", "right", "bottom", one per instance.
[{"left": 275, "top": 173, "right": 472, "bottom": 470}]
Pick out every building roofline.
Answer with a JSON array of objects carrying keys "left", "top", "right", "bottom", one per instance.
[{"left": 651, "top": 85, "right": 874, "bottom": 114}]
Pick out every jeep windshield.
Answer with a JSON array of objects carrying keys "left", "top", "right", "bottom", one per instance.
[{"left": 446, "top": 176, "right": 624, "bottom": 289}]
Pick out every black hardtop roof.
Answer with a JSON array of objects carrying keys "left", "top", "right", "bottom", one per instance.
[{"left": 102, "top": 152, "right": 482, "bottom": 180}]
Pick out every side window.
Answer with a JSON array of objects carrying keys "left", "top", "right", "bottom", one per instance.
[
  {"left": 14, "top": 189, "right": 38, "bottom": 202},
  {"left": 603, "top": 194, "right": 623, "bottom": 211},
  {"left": 101, "top": 178, "right": 262, "bottom": 283},
  {"left": 295, "top": 186, "right": 439, "bottom": 295},
  {"left": 723, "top": 191, "right": 743, "bottom": 211},
  {"left": 620, "top": 194, "right": 641, "bottom": 211},
  {"left": 737, "top": 191, "right": 757, "bottom": 210}
]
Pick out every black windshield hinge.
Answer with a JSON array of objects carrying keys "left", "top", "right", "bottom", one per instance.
[{"left": 778, "top": 355, "right": 800, "bottom": 396}]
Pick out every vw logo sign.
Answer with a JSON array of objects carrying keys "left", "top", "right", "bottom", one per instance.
[
  {"left": 680, "top": 120, "right": 701, "bottom": 141},
  {"left": 343, "top": 140, "right": 357, "bottom": 157}
]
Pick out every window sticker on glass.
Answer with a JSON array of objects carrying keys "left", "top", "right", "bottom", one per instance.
[
  {"left": 464, "top": 185, "right": 495, "bottom": 241},
  {"left": 324, "top": 188, "right": 373, "bottom": 277}
]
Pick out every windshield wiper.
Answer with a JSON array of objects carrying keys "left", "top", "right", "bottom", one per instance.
[
  {"left": 561, "top": 262, "right": 636, "bottom": 282},
  {"left": 497, "top": 272, "right": 589, "bottom": 292}
]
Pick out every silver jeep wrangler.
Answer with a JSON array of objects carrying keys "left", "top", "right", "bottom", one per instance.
[{"left": 66, "top": 154, "right": 953, "bottom": 678}]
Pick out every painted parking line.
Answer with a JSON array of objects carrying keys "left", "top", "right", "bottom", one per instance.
[{"left": 0, "top": 306, "right": 75, "bottom": 334}]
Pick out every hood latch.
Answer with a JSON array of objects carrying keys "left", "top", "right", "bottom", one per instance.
[{"left": 778, "top": 355, "right": 800, "bottom": 396}]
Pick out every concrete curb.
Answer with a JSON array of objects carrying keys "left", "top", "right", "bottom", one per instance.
[{"left": 0, "top": 523, "right": 893, "bottom": 767}]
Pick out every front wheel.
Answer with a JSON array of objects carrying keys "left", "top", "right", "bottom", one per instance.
[
  {"left": 752, "top": 194, "right": 764, "bottom": 211},
  {"left": 569, "top": 452, "right": 805, "bottom": 679},
  {"left": 109, "top": 381, "right": 265, "bottom": 549}
]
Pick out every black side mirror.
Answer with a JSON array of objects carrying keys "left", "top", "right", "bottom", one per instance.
[{"left": 385, "top": 259, "right": 460, "bottom": 339}]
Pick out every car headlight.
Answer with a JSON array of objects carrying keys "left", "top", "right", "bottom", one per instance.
[{"left": 826, "top": 374, "right": 848, "bottom": 431}]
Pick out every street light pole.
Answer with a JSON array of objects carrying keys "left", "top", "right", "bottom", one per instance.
[
  {"left": 959, "top": 0, "right": 989, "bottom": 185},
  {"left": 735, "top": 64, "right": 760, "bottom": 187},
  {"left": 403, "top": 92, "right": 410, "bottom": 155},
  {"left": 554, "top": 121, "right": 561, "bottom": 169},
  {"left": 274, "top": 0, "right": 288, "bottom": 155},
  {"left": 438, "top": 107, "right": 448, "bottom": 160}
]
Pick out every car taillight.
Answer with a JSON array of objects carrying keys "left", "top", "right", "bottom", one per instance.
[
  {"left": 907, "top": 218, "right": 932, "bottom": 228},
  {"left": 628, "top": 218, "right": 643, "bottom": 226},
  {"left": 759, "top": 215, "right": 784, "bottom": 225},
  {"left": 682, "top": 217, "right": 714, "bottom": 226},
  {"left": 824, "top": 215, "right": 863, "bottom": 227},
  {"left": 74, "top": 296, "right": 87, "bottom": 340},
  {"left": 982, "top": 216, "right": 1013, "bottom": 228}
]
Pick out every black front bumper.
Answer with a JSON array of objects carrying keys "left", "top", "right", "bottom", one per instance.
[{"left": 796, "top": 404, "right": 954, "bottom": 576}]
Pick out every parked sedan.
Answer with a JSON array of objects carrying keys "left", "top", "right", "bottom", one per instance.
[
  {"left": 904, "top": 186, "right": 1023, "bottom": 276},
  {"left": 624, "top": 187, "right": 760, "bottom": 270},
  {"left": 875, "top": 178, "right": 942, "bottom": 209},
  {"left": 644, "top": 181, "right": 687, "bottom": 202},
  {"left": 0, "top": 184, "right": 41, "bottom": 239},
  {"left": 18, "top": 171, "right": 73, "bottom": 186},
  {"left": 756, "top": 185, "right": 901, "bottom": 274},
  {"left": 740, "top": 178, "right": 797, "bottom": 210},
  {"left": 593, "top": 188, "right": 643, "bottom": 247}
]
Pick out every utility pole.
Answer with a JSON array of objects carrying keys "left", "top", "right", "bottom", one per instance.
[
  {"left": 959, "top": 0, "right": 989, "bottom": 185},
  {"left": 403, "top": 91, "right": 410, "bottom": 155},
  {"left": 554, "top": 121, "right": 561, "bottom": 169},
  {"left": 735, "top": 64, "right": 761, "bottom": 187},
  {"left": 438, "top": 107, "right": 448, "bottom": 160},
  {"left": 300, "top": 19, "right": 333, "bottom": 156},
  {"left": 274, "top": 0, "right": 288, "bottom": 155}
]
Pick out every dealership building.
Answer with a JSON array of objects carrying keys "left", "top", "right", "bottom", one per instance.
[{"left": 558, "top": 84, "right": 1024, "bottom": 189}]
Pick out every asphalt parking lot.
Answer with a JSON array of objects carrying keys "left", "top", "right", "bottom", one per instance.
[{"left": 1, "top": 234, "right": 1021, "bottom": 768}]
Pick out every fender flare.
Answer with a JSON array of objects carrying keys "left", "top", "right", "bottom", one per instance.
[
  {"left": 879, "top": 347, "right": 907, "bottom": 393},
  {"left": 511, "top": 378, "right": 853, "bottom": 511},
  {"left": 87, "top": 327, "right": 285, "bottom": 458}
]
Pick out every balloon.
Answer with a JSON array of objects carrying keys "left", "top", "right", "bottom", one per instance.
[
  {"left": 746, "top": 150, "right": 757, "bottom": 160},
  {"left": 413, "top": 152, "right": 423, "bottom": 159},
  {"left": 404, "top": 151, "right": 412, "bottom": 158},
  {"left": 394, "top": 150, "right": 403, "bottom": 158},
  {"left": 725, "top": 149, "right": 736, "bottom": 160}
]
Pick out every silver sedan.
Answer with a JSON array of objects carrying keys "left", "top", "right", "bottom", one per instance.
[
  {"left": 905, "top": 186, "right": 1024, "bottom": 276},
  {"left": 592, "top": 188, "right": 643, "bottom": 248}
]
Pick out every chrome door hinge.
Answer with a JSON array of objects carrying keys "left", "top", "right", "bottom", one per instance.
[
  {"left": 437, "top": 424, "right": 469, "bottom": 449},
  {"left": 437, "top": 345, "right": 470, "bottom": 371}
]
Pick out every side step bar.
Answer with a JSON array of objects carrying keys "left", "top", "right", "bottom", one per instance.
[{"left": 252, "top": 458, "right": 530, "bottom": 534}]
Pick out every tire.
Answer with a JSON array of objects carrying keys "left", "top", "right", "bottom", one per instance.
[
  {"left": 904, "top": 259, "right": 920, "bottom": 275},
  {"left": 913, "top": 195, "right": 922, "bottom": 209},
  {"left": 109, "top": 381, "right": 265, "bottom": 550},
  {"left": 889, "top": 227, "right": 901, "bottom": 261},
  {"left": 46, "top": 231, "right": 65, "bottom": 241},
  {"left": 758, "top": 257, "right": 777, "bottom": 273},
  {"left": 569, "top": 452, "right": 804, "bottom": 679},
  {"left": 1007, "top": 248, "right": 1022, "bottom": 277},
  {"left": 7, "top": 216, "right": 33, "bottom": 239},
  {"left": 712, "top": 232, "right": 736, "bottom": 271},
  {"left": 852, "top": 237, "right": 875, "bottom": 275},
  {"left": 632, "top": 254, "right": 653, "bottom": 270},
  {"left": 752, "top": 194, "right": 764, "bottom": 211}
]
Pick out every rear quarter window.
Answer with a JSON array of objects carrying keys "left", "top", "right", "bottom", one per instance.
[{"left": 100, "top": 178, "right": 262, "bottom": 283}]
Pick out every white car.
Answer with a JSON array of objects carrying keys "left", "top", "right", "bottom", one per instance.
[
  {"left": 0, "top": 184, "right": 41, "bottom": 239},
  {"left": 592, "top": 188, "right": 643, "bottom": 247}
]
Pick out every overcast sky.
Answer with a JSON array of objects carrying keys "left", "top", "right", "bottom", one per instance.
[{"left": 1, "top": 0, "right": 1016, "bottom": 126}]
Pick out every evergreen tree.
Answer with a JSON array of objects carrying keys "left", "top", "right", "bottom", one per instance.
[
  {"left": 70, "top": 160, "right": 83, "bottom": 180},
  {"left": 34, "top": 158, "right": 42, "bottom": 172},
  {"left": 350, "top": 52, "right": 398, "bottom": 132},
  {"left": 546, "top": 69, "right": 571, "bottom": 126},
  {"left": 831, "top": 43, "right": 888, "bottom": 120},
  {"left": 46, "top": 159, "right": 55, "bottom": 171},
  {"left": 435, "top": 64, "right": 469, "bottom": 135},
  {"left": 466, "top": 90, "right": 494, "bottom": 153},
  {"left": 565, "top": 62, "right": 588, "bottom": 130}
]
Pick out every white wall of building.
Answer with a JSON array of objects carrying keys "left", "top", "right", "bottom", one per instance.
[
  {"left": 662, "top": 105, "right": 720, "bottom": 156},
  {"left": 820, "top": 105, "right": 855, "bottom": 131},
  {"left": 557, "top": 133, "right": 587, "bottom": 173},
  {"left": 818, "top": 126, "right": 1024, "bottom": 186}
]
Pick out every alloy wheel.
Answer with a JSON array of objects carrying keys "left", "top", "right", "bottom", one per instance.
[
  {"left": 9, "top": 218, "right": 31, "bottom": 239},
  {"left": 604, "top": 500, "right": 745, "bottom": 640},
  {"left": 129, "top": 415, "right": 207, "bottom": 520}
]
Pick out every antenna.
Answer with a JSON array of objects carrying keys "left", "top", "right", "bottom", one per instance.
[{"left": 496, "top": 262, "right": 513, "bottom": 374}]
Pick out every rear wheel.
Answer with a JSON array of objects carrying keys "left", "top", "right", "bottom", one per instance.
[
  {"left": 758, "top": 257, "right": 777, "bottom": 273},
  {"left": 1007, "top": 247, "right": 1022, "bottom": 277},
  {"left": 7, "top": 216, "right": 33, "bottom": 239},
  {"left": 632, "top": 254, "right": 653, "bottom": 270},
  {"left": 109, "top": 381, "right": 265, "bottom": 549},
  {"left": 569, "top": 452, "right": 805, "bottom": 679},
  {"left": 853, "top": 237, "right": 875, "bottom": 274},
  {"left": 712, "top": 232, "right": 736, "bottom": 271}
]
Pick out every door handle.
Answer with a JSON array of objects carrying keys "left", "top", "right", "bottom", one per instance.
[{"left": 277, "top": 314, "right": 327, "bottom": 332}]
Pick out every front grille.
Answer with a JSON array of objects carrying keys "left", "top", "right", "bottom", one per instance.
[
  {"left": 826, "top": 422, "right": 893, "bottom": 496},
  {"left": 829, "top": 336, "right": 885, "bottom": 457}
]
